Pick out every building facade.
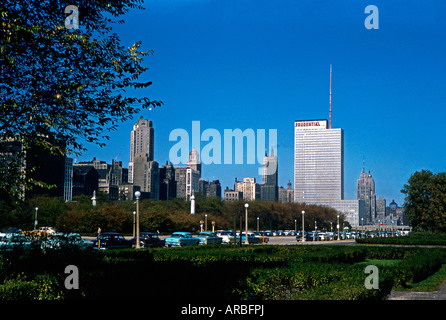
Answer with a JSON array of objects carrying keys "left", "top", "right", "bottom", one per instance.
[
  {"left": 133, "top": 153, "right": 160, "bottom": 200},
  {"left": 260, "top": 149, "right": 278, "bottom": 202},
  {"left": 224, "top": 187, "right": 243, "bottom": 201},
  {"left": 235, "top": 177, "right": 260, "bottom": 201},
  {"left": 294, "top": 119, "right": 344, "bottom": 204},
  {"left": 278, "top": 181, "right": 294, "bottom": 204},
  {"left": 293, "top": 119, "right": 366, "bottom": 226},
  {"left": 357, "top": 170, "right": 377, "bottom": 225},
  {"left": 128, "top": 116, "right": 154, "bottom": 183}
]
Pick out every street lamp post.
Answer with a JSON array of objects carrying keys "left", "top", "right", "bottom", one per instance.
[
  {"left": 257, "top": 217, "right": 260, "bottom": 233},
  {"left": 314, "top": 221, "right": 317, "bottom": 241},
  {"left": 134, "top": 191, "right": 141, "bottom": 249},
  {"left": 133, "top": 211, "right": 136, "bottom": 238},
  {"left": 205, "top": 214, "right": 208, "bottom": 232},
  {"left": 34, "top": 207, "right": 38, "bottom": 231},
  {"left": 302, "top": 211, "right": 305, "bottom": 242},
  {"left": 295, "top": 219, "right": 297, "bottom": 232},
  {"left": 337, "top": 215, "right": 340, "bottom": 241},
  {"left": 361, "top": 218, "right": 364, "bottom": 239},
  {"left": 244, "top": 203, "right": 249, "bottom": 245}
]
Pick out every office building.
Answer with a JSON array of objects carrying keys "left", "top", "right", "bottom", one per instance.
[
  {"left": 224, "top": 187, "right": 243, "bottom": 201},
  {"left": 235, "top": 177, "right": 260, "bottom": 201},
  {"left": 72, "top": 165, "right": 99, "bottom": 197},
  {"left": 294, "top": 119, "right": 343, "bottom": 203},
  {"left": 128, "top": 116, "right": 154, "bottom": 183},
  {"left": 133, "top": 153, "right": 160, "bottom": 200},
  {"left": 357, "top": 170, "right": 377, "bottom": 225},
  {"left": 0, "top": 134, "right": 71, "bottom": 200},
  {"left": 260, "top": 149, "right": 278, "bottom": 202},
  {"left": 278, "top": 181, "right": 294, "bottom": 204},
  {"left": 294, "top": 119, "right": 365, "bottom": 226},
  {"left": 199, "top": 179, "right": 222, "bottom": 198},
  {"left": 186, "top": 148, "right": 201, "bottom": 178},
  {"left": 159, "top": 161, "right": 176, "bottom": 200},
  {"left": 175, "top": 149, "right": 202, "bottom": 200}
]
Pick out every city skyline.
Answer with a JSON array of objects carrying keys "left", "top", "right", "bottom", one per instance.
[{"left": 76, "top": 0, "right": 446, "bottom": 205}]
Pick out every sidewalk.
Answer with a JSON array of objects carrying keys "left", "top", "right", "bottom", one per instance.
[{"left": 387, "top": 281, "right": 446, "bottom": 300}]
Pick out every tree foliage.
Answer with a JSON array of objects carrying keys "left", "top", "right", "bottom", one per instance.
[
  {"left": 1, "top": 1, "right": 162, "bottom": 200},
  {"left": 401, "top": 170, "right": 446, "bottom": 232},
  {"left": 1, "top": 194, "right": 345, "bottom": 234}
]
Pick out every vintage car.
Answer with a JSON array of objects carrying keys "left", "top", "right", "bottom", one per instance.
[
  {"left": 197, "top": 231, "right": 223, "bottom": 245},
  {"left": 39, "top": 226, "right": 56, "bottom": 235},
  {"left": 216, "top": 230, "right": 238, "bottom": 244},
  {"left": 164, "top": 232, "right": 200, "bottom": 247},
  {"left": 42, "top": 233, "right": 94, "bottom": 251},
  {"left": 0, "top": 233, "right": 40, "bottom": 252},
  {"left": 130, "top": 232, "right": 165, "bottom": 248},
  {"left": 240, "top": 232, "right": 262, "bottom": 244},
  {"left": 252, "top": 231, "right": 269, "bottom": 243},
  {"left": 92, "top": 232, "right": 133, "bottom": 250}
]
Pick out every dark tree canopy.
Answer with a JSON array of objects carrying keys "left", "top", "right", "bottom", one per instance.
[
  {"left": 1, "top": 0, "right": 162, "bottom": 200},
  {"left": 1, "top": 0, "right": 162, "bottom": 154},
  {"left": 401, "top": 170, "right": 446, "bottom": 232}
]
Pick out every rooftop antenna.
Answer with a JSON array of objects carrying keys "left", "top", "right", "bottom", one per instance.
[{"left": 329, "top": 62, "right": 332, "bottom": 129}]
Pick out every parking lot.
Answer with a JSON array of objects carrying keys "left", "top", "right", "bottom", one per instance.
[{"left": 83, "top": 235, "right": 357, "bottom": 246}]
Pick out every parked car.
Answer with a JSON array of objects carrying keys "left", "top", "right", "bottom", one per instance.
[
  {"left": 296, "top": 231, "right": 308, "bottom": 242},
  {"left": 164, "top": 232, "right": 200, "bottom": 247},
  {"left": 0, "top": 233, "right": 40, "bottom": 252},
  {"left": 1, "top": 227, "right": 22, "bottom": 234},
  {"left": 317, "top": 232, "right": 327, "bottom": 241},
  {"left": 306, "top": 232, "right": 319, "bottom": 241},
  {"left": 216, "top": 230, "right": 236, "bottom": 244},
  {"left": 263, "top": 231, "right": 274, "bottom": 237},
  {"left": 252, "top": 231, "right": 269, "bottom": 243},
  {"left": 240, "top": 232, "right": 262, "bottom": 244},
  {"left": 42, "top": 233, "right": 93, "bottom": 251},
  {"left": 130, "top": 232, "right": 165, "bottom": 248},
  {"left": 92, "top": 232, "right": 133, "bottom": 250},
  {"left": 325, "top": 232, "right": 335, "bottom": 241},
  {"left": 39, "top": 226, "right": 56, "bottom": 235},
  {"left": 197, "top": 231, "right": 223, "bottom": 245}
]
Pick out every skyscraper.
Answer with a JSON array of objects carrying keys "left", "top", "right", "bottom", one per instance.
[
  {"left": 133, "top": 152, "right": 159, "bottom": 200},
  {"left": 186, "top": 148, "right": 201, "bottom": 178},
  {"left": 260, "top": 148, "right": 278, "bottom": 201},
  {"left": 293, "top": 119, "right": 364, "bottom": 226},
  {"left": 357, "top": 169, "right": 377, "bottom": 224},
  {"left": 128, "top": 116, "right": 154, "bottom": 183},
  {"left": 294, "top": 119, "right": 344, "bottom": 204},
  {"left": 174, "top": 149, "right": 201, "bottom": 200}
]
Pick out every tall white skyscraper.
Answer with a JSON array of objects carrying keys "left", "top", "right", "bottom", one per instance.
[
  {"left": 294, "top": 119, "right": 344, "bottom": 204},
  {"left": 128, "top": 116, "right": 154, "bottom": 183}
]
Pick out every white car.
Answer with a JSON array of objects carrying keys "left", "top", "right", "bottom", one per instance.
[
  {"left": 216, "top": 230, "right": 235, "bottom": 244},
  {"left": 39, "top": 227, "right": 56, "bottom": 235}
]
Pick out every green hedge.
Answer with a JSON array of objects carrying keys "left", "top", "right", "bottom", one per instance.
[
  {"left": 356, "top": 232, "right": 446, "bottom": 246},
  {"left": 0, "top": 245, "right": 445, "bottom": 300}
]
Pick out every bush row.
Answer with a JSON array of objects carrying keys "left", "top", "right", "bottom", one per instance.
[
  {"left": 0, "top": 245, "right": 445, "bottom": 300},
  {"left": 356, "top": 232, "right": 446, "bottom": 246}
]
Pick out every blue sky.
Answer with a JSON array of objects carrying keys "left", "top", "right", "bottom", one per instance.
[{"left": 78, "top": 0, "right": 446, "bottom": 205}]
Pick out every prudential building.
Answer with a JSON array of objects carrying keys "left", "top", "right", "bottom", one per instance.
[{"left": 293, "top": 119, "right": 362, "bottom": 226}]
